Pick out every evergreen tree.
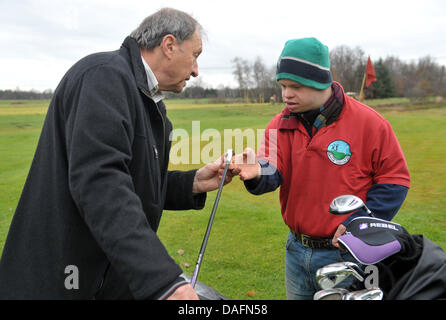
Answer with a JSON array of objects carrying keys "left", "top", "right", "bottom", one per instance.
[{"left": 371, "top": 59, "right": 396, "bottom": 98}]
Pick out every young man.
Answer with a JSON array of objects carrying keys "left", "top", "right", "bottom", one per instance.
[
  {"left": 0, "top": 8, "right": 233, "bottom": 300},
  {"left": 231, "top": 37, "right": 410, "bottom": 299}
]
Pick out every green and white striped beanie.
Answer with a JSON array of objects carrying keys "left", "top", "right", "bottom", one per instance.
[{"left": 276, "top": 37, "right": 332, "bottom": 90}]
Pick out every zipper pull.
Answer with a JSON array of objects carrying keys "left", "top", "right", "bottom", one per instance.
[{"left": 153, "top": 145, "right": 159, "bottom": 159}]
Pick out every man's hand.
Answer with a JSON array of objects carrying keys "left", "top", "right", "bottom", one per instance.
[
  {"left": 192, "top": 153, "right": 234, "bottom": 194},
  {"left": 167, "top": 284, "right": 199, "bottom": 300},
  {"left": 332, "top": 224, "right": 347, "bottom": 248},
  {"left": 229, "top": 147, "right": 261, "bottom": 181}
]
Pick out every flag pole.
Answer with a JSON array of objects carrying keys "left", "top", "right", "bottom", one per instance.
[
  {"left": 358, "top": 56, "right": 369, "bottom": 101},
  {"left": 359, "top": 71, "right": 366, "bottom": 101}
]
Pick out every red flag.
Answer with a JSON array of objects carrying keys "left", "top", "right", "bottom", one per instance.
[{"left": 365, "top": 57, "right": 376, "bottom": 88}]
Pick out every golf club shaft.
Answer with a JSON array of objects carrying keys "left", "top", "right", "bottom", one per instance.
[
  {"left": 190, "top": 152, "right": 232, "bottom": 288},
  {"left": 364, "top": 204, "right": 374, "bottom": 217}
]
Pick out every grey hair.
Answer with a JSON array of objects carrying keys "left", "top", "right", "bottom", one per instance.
[{"left": 130, "top": 8, "right": 203, "bottom": 50}]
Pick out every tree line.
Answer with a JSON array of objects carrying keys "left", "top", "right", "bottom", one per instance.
[
  {"left": 0, "top": 88, "right": 53, "bottom": 100},
  {"left": 2, "top": 44, "right": 445, "bottom": 101},
  {"left": 329, "top": 45, "right": 446, "bottom": 99},
  {"left": 173, "top": 45, "right": 445, "bottom": 102}
]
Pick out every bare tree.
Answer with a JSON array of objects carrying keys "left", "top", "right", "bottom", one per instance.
[
  {"left": 382, "top": 56, "right": 406, "bottom": 96},
  {"left": 416, "top": 56, "right": 440, "bottom": 97},
  {"left": 252, "top": 57, "right": 270, "bottom": 102},
  {"left": 329, "top": 45, "right": 366, "bottom": 92},
  {"left": 232, "top": 57, "right": 252, "bottom": 93},
  {"left": 232, "top": 56, "right": 281, "bottom": 103}
]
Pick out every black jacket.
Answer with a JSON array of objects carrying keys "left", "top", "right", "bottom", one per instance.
[{"left": 0, "top": 37, "right": 206, "bottom": 299}]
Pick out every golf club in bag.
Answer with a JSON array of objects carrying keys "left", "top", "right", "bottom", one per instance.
[
  {"left": 314, "top": 194, "right": 446, "bottom": 300},
  {"left": 186, "top": 150, "right": 234, "bottom": 300}
]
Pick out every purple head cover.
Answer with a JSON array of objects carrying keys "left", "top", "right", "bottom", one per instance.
[{"left": 338, "top": 233, "right": 402, "bottom": 265}]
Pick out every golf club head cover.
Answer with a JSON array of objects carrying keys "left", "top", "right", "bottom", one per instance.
[{"left": 338, "top": 217, "right": 408, "bottom": 265}]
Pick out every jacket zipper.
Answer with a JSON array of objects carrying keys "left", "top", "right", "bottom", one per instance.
[
  {"left": 141, "top": 89, "right": 166, "bottom": 158},
  {"left": 93, "top": 263, "right": 110, "bottom": 299}
]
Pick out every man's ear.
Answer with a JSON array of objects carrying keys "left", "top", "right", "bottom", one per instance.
[{"left": 160, "top": 34, "right": 177, "bottom": 59}]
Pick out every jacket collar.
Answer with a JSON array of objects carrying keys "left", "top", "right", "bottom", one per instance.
[
  {"left": 140, "top": 56, "right": 165, "bottom": 103},
  {"left": 121, "top": 36, "right": 151, "bottom": 94}
]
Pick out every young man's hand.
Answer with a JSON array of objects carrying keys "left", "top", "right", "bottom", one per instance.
[
  {"left": 332, "top": 224, "right": 347, "bottom": 248},
  {"left": 229, "top": 147, "right": 261, "bottom": 181}
]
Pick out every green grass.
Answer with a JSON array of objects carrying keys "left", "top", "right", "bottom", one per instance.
[
  {"left": 383, "top": 108, "right": 446, "bottom": 244},
  {"left": 0, "top": 98, "right": 445, "bottom": 300},
  {"left": 0, "top": 101, "right": 46, "bottom": 249}
]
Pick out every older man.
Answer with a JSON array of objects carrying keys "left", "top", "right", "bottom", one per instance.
[{"left": 0, "top": 8, "right": 231, "bottom": 300}]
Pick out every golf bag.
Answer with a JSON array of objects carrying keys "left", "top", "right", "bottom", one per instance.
[{"left": 339, "top": 216, "right": 446, "bottom": 300}]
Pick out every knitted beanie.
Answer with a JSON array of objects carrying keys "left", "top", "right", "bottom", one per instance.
[{"left": 276, "top": 37, "right": 332, "bottom": 90}]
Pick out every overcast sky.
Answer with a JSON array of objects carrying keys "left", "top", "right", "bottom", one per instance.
[{"left": 1, "top": 0, "right": 445, "bottom": 91}]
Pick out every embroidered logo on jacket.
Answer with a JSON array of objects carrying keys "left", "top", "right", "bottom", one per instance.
[{"left": 327, "top": 140, "right": 351, "bottom": 165}]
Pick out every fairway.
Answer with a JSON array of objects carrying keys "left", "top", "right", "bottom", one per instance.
[{"left": 0, "top": 99, "right": 445, "bottom": 300}]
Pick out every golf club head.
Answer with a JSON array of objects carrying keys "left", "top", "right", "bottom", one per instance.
[
  {"left": 314, "top": 288, "right": 350, "bottom": 300},
  {"left": 329, "top": 195, "right": 365, "bottom": 215},
  {"left": 181, "top": 273, "right": 229, "bottom": 300},
  {"left": 316, "top": 262, "right": 365, "bottom": 289},
  {"left": 343, "top": 288, "right": 383, "bottom": 300}
]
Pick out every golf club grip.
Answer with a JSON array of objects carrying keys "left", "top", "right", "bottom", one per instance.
[{"left": 190, "top": 160, "right": 230, "bottom": 288}]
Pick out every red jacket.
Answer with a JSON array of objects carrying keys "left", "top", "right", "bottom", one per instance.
[{"left": 259, "top": 85, "right": 410, "bottom": 237}]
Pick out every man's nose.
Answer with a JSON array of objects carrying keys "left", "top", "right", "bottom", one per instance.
[{"left": 191, "top": 61, "right": 199, "bottom": 77}]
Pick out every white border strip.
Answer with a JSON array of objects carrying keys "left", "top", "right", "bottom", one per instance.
[{"left": 281, "top": 56, "right": 330, "bottom": 71}]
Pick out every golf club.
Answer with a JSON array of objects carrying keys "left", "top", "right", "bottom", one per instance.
[
  {"left": 329, "top": 195, "right": 373, "bottom": 217},
  {"left": 343, "top": 288, "right": 384, "bottom": 300},
  {"left": 190, "top": 149, "right": 233, "bottom": 288},
  {"left": 314, "top": 288, "right": 350, "bottom": 300},
  {"left": 316, "top": 261, "right": 365, "bottom": 289}
]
